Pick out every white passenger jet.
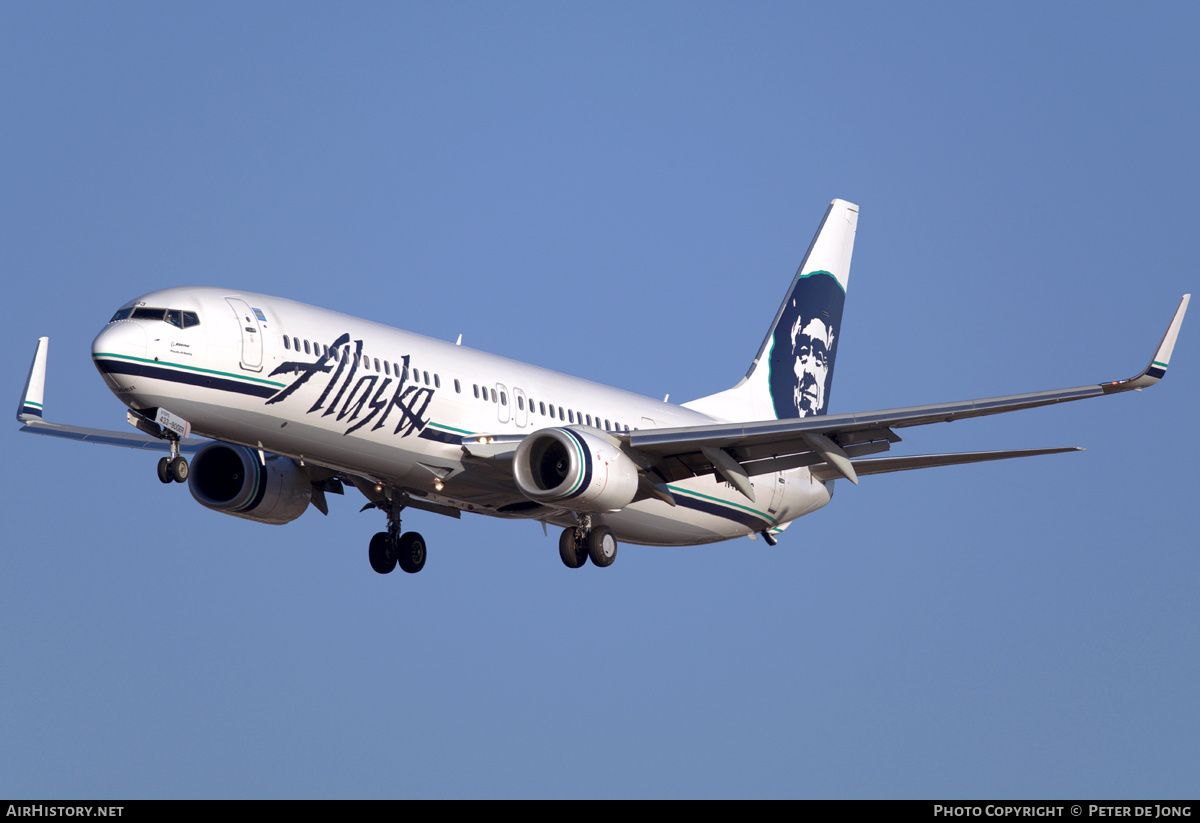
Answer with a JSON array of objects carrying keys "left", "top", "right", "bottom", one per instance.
[{"left": 17, "top": 200, "right": 1190, "bottom": 575}]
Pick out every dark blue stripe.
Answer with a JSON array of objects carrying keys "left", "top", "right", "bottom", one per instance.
[
  {"left": 673, "top": 494, "right": 771, "bottom": 529},
  {"left": 95, "top": 358, "right": 278, "bottom": 399},
  {"left": 418, "top": 427, "right": 462, "bottom": 445},
  {"left": 559, "top": 428, "right": 594, "bottom": 501},
  {"left": 1147, "top": 366, "right": 1166, "bottom": 379},
  {"left": 21, "top": 405, "right": 43, "bottom": 418}
]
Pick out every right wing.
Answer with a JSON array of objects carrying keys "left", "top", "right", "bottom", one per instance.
[{"left": 17, "top": 337, "right": 206, "bottom": 453}]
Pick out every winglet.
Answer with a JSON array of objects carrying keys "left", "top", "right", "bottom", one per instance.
[
  {"left": 18, "top": 337, "right": 48, "bottom": 422},
  {"left": 1105, "top": 294, "right": 1190, "bottom": 393}
]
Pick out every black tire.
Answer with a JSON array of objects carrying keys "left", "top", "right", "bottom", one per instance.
[
  {"left": 559, "top": 527, "right": 587, "bottom": 568},
  {"left": 169, "top": 456, "right": 189, "bottom": 483},
  {"left": 157, "top": 457, "right": 173, "bottom": 484},
  {"left": 396, "top": 531, "right": 426, "bottom": 574},
  {"left": 369, "top": 532, "right": 396, "bottom": 574},
  {"left": 587, "top": 525, "right": 617, "bottom": 568}
]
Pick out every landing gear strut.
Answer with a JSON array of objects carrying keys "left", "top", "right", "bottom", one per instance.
[
  {"left": 367, "top": 495, "right": 426, "bottom": 575},
  {"left": 559, "top": 517, "right": 618, "bottom": 569},
  {"left": 156, "top": 436, "right": 188, "bottom": 484}
]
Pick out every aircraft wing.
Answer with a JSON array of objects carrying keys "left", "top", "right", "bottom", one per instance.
[
  {"left": 623, "top": 294, "right": 1189, "bottom": 492},
  {"left": 807, "top": 447, "right": 1084, "bottom": 482},
  {"left": 17, "top": 337, "right": 206, "bottom": 453}
]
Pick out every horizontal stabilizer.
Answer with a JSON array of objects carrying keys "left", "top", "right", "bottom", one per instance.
[{"left": 810, "top": 447, "right": 1083, "bottom": 482}]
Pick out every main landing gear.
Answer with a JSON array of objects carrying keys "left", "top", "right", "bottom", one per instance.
[
  {"left": 559, "top": 517, "right": 617, "bottom": 569},
  {"left": 368, "top": 497, "right": 426, "bottom": 575},
  {"left": 156, "top": 436, "right": 188, "bottom": 484}
]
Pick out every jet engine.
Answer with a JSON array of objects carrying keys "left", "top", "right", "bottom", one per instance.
[
  {"left": 188, "top": 442, "right": 311, "bottom": 525},
  {"left": 513, "top": 427, "right": 639, "bottom": 512}
]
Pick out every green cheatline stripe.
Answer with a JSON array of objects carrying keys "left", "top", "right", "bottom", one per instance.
[
  {"left": 1152, "top": 360, "right": 1168, "bottom": 368},
  {"left": 92, "top": 351, "right": 286, "bottom": 388},
  {"left": 24, "top": 401, "right": 43, "bottom": 408},
  {"left": 428, "top": 422, "right": 475, "bottom": 435},
  {"left": 667, "top": 484, "right": 778, "bottom": 525}
]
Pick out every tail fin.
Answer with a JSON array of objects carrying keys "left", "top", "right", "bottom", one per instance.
[{"left": 684, "top": 199, "right": 858, "bottom": 422}]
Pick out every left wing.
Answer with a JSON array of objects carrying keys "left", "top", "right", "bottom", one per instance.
[
  {"left": 17, "top": 337, "right": 206, "bottom": 453},
  {"left": 624, "top": 294, "right": 1189, "bottom": 493}
]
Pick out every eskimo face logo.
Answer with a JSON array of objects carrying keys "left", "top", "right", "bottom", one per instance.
[
  {"left": 265, "top": 332, "right": 434, "bottom": 438},
  {"left": 768, "top": 271, "right": 845, "bottom": 419}
]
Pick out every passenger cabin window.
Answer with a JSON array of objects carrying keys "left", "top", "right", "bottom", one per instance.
[
  {"left": 454, "top": 379, "right": 461, "bottom": 393},
  {"left": 283, "top": 336, "right": 290, "bottom": 350}
]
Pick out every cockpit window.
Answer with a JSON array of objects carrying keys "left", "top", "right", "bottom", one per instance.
[{"left": 112, "top": 307, "right": 200, "bottom": 327}]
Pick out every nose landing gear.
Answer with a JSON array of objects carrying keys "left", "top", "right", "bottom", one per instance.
[{"left": 156, "top": 436, "right": 188, "bottom": 484}]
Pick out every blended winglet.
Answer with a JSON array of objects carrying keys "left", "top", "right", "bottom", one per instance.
[
  {"left": 18, "top": 337, "right": 49, "bottom": 422},
  {"left": 1105, "top": 294, "right": 1190, "bottom": 392}
]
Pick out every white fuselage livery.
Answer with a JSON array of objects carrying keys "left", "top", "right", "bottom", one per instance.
[{"left": 91, "top": 286, "right": 831, "bottom": 546}]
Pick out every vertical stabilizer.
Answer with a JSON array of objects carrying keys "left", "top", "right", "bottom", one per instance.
[{"left": 684, "top": 199, "right": 858, "bottom": 422}]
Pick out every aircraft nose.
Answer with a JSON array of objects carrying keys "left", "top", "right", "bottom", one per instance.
[{"left": 92, "top": 321, "right": 148, "bottom": 363}]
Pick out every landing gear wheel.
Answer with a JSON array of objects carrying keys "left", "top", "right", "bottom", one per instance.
[
  {"left": 559, "top": 527, "right": 587, "bottom": 568},
  {"left": 168, "top": 456, "right": 189, "bottom": 483},
  {"left": 587, "top": 525, "right": 617, "bottom": 568},
  {"left": 369, "top": 532, "right": 396, "bottom": 574},
  {"left": 396, "top": 531, "right": 426, "bottom": 574},
  {"left": 157, "top": 457, "right": 173, "bottom": 484}
]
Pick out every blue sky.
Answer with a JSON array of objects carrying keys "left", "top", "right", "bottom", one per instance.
[{"left": 2, "top": 3, "right": 1197, "bottom": 798}]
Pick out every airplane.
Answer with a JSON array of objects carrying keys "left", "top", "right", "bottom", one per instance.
[{"left": 16, "top": 199, "right": 1191, "bottom": 575}]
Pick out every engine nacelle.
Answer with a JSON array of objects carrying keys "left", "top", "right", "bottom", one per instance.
[
  {"left": 188, "top": 443, "right": 311, "bottom": 525},
  {"left": 513, "top": 427, "right": 639, "bottom": 513}
]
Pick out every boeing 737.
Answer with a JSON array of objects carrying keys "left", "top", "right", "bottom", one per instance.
[{"left": 16, "top": 200, "right": 1190, "bottom": 575}]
